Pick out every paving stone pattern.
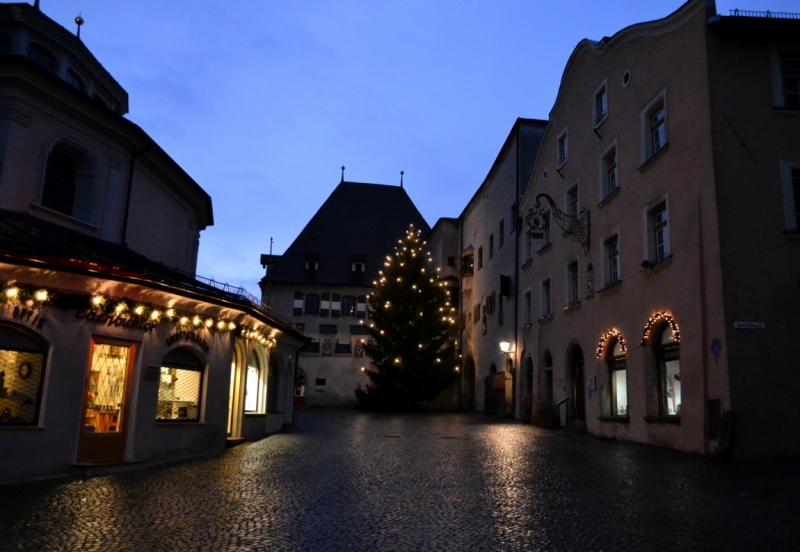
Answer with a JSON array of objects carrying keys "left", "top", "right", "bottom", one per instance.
[{"left": 1, "top": 410, "right": 799, "bottom": 551}]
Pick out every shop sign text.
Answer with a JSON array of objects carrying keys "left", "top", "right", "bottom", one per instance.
[
  {"left": 75, "top": 309, "right": 155, "bottom": 331},
  {"left": 166, "top": 330, "right": 209, "bottom": 353},
  {"left": 12, "top": 306, "right": 46, "bottom": 329}
]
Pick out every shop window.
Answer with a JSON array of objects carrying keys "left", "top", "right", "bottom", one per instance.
[
  {"left": 27, "top": 42, "right": 56, "bottom": 73},
  {"left": 607, "top": 340, "right": 627, "bottom": 416},
  {"left": 0, "top": 324, "right": 47, "bottom": 426},
  {"left": 655, "top": 325, "right": 681, "bottom": 416},
  {"left": 66, "top": 69, "right": 85, "bottom": 92},
  {"left": 244, "top": 351, "right": 263, "bottom": 413},
  {"left": 40, "top": 143, "right": 96, "bottom": 223},
  {"left": 157, "top": 348, "right": 203, "bottom": 421},
  {"left": 342, "top": 296, "right": 356, "bottom": 317},
  {"left": 305, "top": 294, "right": 320, "bottom": 315}
]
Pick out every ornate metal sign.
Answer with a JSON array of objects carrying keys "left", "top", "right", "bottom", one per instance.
[{"left": 525, "top": 193, "right": 591, "bottom": 253}]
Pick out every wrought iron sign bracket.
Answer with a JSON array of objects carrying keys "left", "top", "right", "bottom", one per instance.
[{"left": 525, "top": 193, "right": 590, "bottom": 254}]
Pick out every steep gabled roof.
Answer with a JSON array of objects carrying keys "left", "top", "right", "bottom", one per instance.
[{"left": 267, "top": 181, "right": 429, "bottom": 286}]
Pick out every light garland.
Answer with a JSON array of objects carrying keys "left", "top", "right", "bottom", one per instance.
[
  {"left": 641, "top": 311, "right": 680, "bottom": 345},
  {"left": 596, "top": 328, "right": 627, "bottom": 358}
]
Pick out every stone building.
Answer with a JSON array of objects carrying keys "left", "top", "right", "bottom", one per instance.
[
  {"left": 0, "top": 2, "right": 307, "bottom": 483},
  {"left": 260, "top": 178, "right": 428, "bottom": 407},
  {"left": 514, "top": 0, "right": 800, "bottom": 461}
]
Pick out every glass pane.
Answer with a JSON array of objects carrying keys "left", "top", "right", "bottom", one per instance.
[
  {"left": 157, "top": 367, "right": 201, "bottom": 421},
  {"left": 660, "top": 326, "right": 675, "bottom": 344},
  {"left": 0, "top": 349, "right": 45, "bottom": 425},
  {"left": 244, "top": 364, "right": 260, "bottom": 412},
  {"left": 611, "top": 341, "right": 624, "bottom": 357},
  {"left": 611, "top": 369, "right": 627, "bottom": 416},
  {"left": 663, "top": 359, "right": 681, "bottom": 415},
  {"left": 85, "top": 344, "right": 129, "bottom": 433}
]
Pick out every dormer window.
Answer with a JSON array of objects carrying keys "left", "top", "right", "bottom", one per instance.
[
  {"left": 305, "top": 260, "right": 319, "bottom": 271},
  {"left": 27, "top": 42, "right": 56, "bottom": 73},
  {"left": 352, "top": 262, "right": 365, "bottom": 273},
  {"left": 66, "top": 69, "right": 85, "bottom": 93}
]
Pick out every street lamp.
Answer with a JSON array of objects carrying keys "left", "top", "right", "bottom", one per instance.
[{"left": 499, "top": 341, "right": 513, "bottom": 355}]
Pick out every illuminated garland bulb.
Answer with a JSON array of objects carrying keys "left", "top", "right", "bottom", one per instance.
[
  {"left": 4, "top": 287, "right": 18, "bottom": 298},
  {"left": 91, "top": 295, "right": 104, "bottom": 306},
  {"left": 34, "top": 290, "right": 48, "bottom": 302},
  {"left": 134, "top": 305, "right": 145, "bottom": 315},
  {"left": 394, "top": 357, "right": 401, "bottom": 364},
  {"left": 360, "top": 367, "right": 366, "bottom": 372},
  {"left": 205, "top": 318, "right": 214, "bottom": 328},
  {"left": 115, "top": 302, "right": 127, "bottom": 314},
  {"left": 217, "top": 320, "right": 226, "bottom": 330},
  {"left": 150, "top": 310, "right": 161, "bottom": 320},
  {"left": 454, "top": 367, "right": 460, "bottom": 372},
  {"left": 228, "top": 322, "right": 236, "bottom": 330},
  {"left": 166, "top": 309, "right": 175, "bottom": 318},
  {"left": 180, "top": 316, "right": 190, "bottom": 325},
  {"left": 193, "top": 316, "right": 202, "bottom": 326}
]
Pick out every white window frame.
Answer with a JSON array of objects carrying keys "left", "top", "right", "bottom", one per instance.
[
  {"left": 642, "top": 90, "right": 667, "bottom": 161},
  {"left": 771, "top": 48, "right": 800, "bottom": 109},
  {"left": 642, "top": 194, "right": 670, "bottom": 264},
  {"left": 540, "top": 277, "right": 552, "bottom": 318},
  {"left": 565, "top": 259, "right": 579, "bottom": 307},
  {"left": 539, "top": 209, "right": 552, "bottom": 249},
  {"left": 565, "top": 181, "right": 580, "bottom": 219},
  {"left": 780, "top": 159, "right": 800, "bottom": 231},
  {"left": 557, "top": 129, "right": 569, "bottom": 167},
  {"left": 602, "top": 231, "right": 621, "bottom": 286},
  {"left": 599, "top": 141, "right": 619, "bottom": 199},
  {"left": 594, "top": 80, "right": 608, "bottom": 127}
]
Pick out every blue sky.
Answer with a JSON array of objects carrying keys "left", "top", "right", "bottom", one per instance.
[{"left": 38, "top": 0, "right": 799, "bottom": 294}]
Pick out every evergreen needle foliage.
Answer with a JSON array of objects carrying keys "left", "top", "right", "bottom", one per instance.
[{"left": 356, "top": 225, "right": 455, "bottom": 410}]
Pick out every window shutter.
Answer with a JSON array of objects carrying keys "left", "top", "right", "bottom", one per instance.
[
  {"left": 293, "top": 291, "right": 303, "bottom": 316},
  {"left": 331, "top": 293, "right": 341, "bottom": 318},
  {"left": 320, "top": 292, "right": 330, "bottom": 317},
  {"left": 356, "top": 295, "right": 367, "bottom": 319}
]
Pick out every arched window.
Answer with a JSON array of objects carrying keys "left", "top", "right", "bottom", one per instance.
[
  {"left": 66, "top": 69, "right": 85, "bottom": 92},
  {"left": 244, "top": 350, "right": 263, "bottom": 413},
  {"left": 341, "top": 296, "right": 356, "bottom": 317},
  {"left": 607, "top": 339, "right": 627, "bottom": 416},
  {"left": 157, "top": 348, "right": 203, "bottom": 421},
  {"left": 655, "top": 325, "right": 680, "bottom": 416},
  {"left": 542, "top": 350, "right": 553, "bottom": 403},
  {"left": 0, "top": 324, "right": 47, "bottom": 426},
  {"left": 305, "top": 294, "right": 320, "bottom": 315},
  {"left": 27, "top": 42, "right": 56, "bottom": 73},
  {"left": 41, "top": 143, "right": 96, "bottom": 222}
]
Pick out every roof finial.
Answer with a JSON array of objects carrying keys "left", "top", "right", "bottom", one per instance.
[
  {"left": 400, "top": 170, "right": 404, "bottom": 188},
  {"left": 33, "top": 0, "right": 40, "bottom": 10},
  {"left": 75, "top": 13, "right": 84, "bottom": 38},
  {"left": 341, "top": 165, "right": 345, "bottom": 183}
]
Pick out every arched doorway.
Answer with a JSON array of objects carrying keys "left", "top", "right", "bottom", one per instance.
[
  {"left": 294, "top": 369, "right": 306, "bottom": 408},
  {"left": 463, "top": 356, "right": 476, "bottom": 409},
  {"left": 566, "top": 343, "right": 585, "bottom": 422}
]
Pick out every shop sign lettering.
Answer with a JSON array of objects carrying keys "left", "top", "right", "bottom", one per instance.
[
  {"left": 166, "top": 330, "right": 209, "bottom": 353},
  {"left": 75, "top": 309, "right": 155, "bottom": 332},
  {"left": 12, "top": 306, "right": 46, "bottom": 329},
  {"left": 733, "top": 322, "right": 765, "bottom": 330}
]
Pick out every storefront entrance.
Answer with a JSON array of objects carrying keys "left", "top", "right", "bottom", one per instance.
[{"left": 76, "top": 339, "right": 136, "bottom": 463}]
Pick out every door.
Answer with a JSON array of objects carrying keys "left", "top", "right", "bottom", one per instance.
[{"left": 76, "top": 339, "right": 136, "bottom": 463}]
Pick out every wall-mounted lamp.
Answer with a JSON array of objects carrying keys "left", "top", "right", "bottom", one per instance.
[{"left": 499, "top": 341, "right": 514, "bottom": 355}]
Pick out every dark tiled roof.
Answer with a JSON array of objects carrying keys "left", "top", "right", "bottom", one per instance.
[
  {"left": 267, "top": 181, "right": 429, "bottom": 286},
  {"left": 0, "top": 210, "right": 304, "bottom": 339}
]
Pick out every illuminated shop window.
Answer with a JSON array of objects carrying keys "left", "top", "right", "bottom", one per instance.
[
  {"left": 0, "top": 324, "right": 47, "bottom": 426},
  {"left": 655, "top": 326, "right": 681, "bottom": 416},
  {"left": 244, "top": 350, "right": 263, "bottom": 413},
  {"left": 157, "top": 348, "right": 203, "bottom": 422},
  {"left": 607, "top": 340, "right": 627, "bottom": 416}
]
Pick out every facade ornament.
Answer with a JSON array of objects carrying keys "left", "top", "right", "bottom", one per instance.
[{"left": 525, "top": 193, "right": 590, "bottom": 253}]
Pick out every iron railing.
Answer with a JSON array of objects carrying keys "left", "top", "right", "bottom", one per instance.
[{"left": 729, "top": 9, "right": 800, "bottom": 19}]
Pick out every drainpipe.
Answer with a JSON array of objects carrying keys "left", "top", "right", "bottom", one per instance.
[{"left": 121, "top": 145, "right": 149, "bottom": 247}]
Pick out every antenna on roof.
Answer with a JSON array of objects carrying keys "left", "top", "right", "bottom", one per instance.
[
  {"left": 33, "top": 0, "right": 40, "bottom": 10},
  {"left": 400, "top": 170, "right": 404, "bottom": 188},
  {"left": 341, "top": 165, "right": 345, "bottom": 183},
  {"left": 75, "top": 13, "right": 84, "bottom": 39}
]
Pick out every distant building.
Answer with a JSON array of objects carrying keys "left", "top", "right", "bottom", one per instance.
[
  {"left": 514, "top": 0, "right": 800, "bottom": 461},
  {"left": 260, "top": 179, "right": 429, "bottom": 406},
  {"left": 0, "top": 3, "right": 307, "bottom": 483}
]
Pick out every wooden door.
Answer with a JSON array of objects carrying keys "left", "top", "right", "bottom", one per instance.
[{"left": 76, "top": 339, "right": 136, "bottom": 463}]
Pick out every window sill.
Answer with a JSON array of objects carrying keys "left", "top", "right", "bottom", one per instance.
[
  {"left": 641, "top": 255, "right": 672, "bottom": 275},
  {"left": 636, "top": 142, "right": 670, "bottom": 172},
  {"left": 596, "top": 187, "right": 620, "bottom": 209},
  {"left": 537, "top": 314, "right": 553, "bottom": 324},
  {"left": 644, "top": 415, "right": 680, "bottom": 425},
  {"left": 563, "top": 302, "right": 581, "bottom": 314},
  {"left": 597, "top": 280, "right": 622, "bottom": 295},
  {"left": 521, "top": 257, "right": 533, "bottom": 269},
  {"left": 598, "top": 415, "right": 629, "bottom": 424},
  {"left": 29, "top": 203, "right": 99, "bottom": 232},
  {"left": 536, "top": 242, "right": 552, "bottom": 255}
]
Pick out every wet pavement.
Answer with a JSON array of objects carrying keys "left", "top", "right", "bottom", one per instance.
[{"left": 0, "top": 409, "right": 798, "bottom": 551}]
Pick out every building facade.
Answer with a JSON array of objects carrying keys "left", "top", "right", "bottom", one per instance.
[
  {"left": 513, "top": 0, "right": 800, "bottom": 460},
  {"left": 260, "top": 179, "right": 429, "bottom": 407},
  {"left": 0, "top": 3, "right": 307, "bottom": 483}
]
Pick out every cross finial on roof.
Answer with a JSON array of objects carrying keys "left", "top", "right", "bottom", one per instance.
[
  {"left": 400, "top": 170, "right": 404, "bottom": 188},
  {"left": 341, "top": 166, "right": 345, "bottom": 183}
]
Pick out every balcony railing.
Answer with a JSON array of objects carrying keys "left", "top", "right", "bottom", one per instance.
[{"left": 729, "top": 9, "right": 800, "bottom": 19}]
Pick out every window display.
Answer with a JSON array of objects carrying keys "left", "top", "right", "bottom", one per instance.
[
  {"left": 608, "top": 340, "right": 627, "bottom": 416},
  {"left": 0, "top": 324, "right": 46, "bottom": 426},
  {"left": 157, "top": 348, "right": 203, "bottom": 421},
  {"left": 657, "top": 326, "right": 681, "bottom": 416}
]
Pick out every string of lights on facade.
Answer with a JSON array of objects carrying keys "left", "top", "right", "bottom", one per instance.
[
  {"left": 596, "top": 328, "right": 627, "bottom": 359},
  {"left": 641, "top": 311, "right": 681, "bottom": 345}
]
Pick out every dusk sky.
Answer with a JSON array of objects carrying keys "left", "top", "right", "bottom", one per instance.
[{"left": 40, "top": 0, "right": 798, "bottom": 294}]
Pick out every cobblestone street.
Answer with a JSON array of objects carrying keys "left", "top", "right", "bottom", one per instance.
[{"left": 1, "top": 410, "right": 799, "bottom": 551}]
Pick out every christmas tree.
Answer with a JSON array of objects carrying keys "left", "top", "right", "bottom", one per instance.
[{"left": 356, "top": 224, "right": 456, "bottom": 410}]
